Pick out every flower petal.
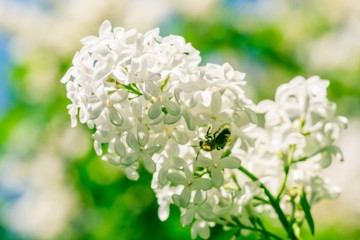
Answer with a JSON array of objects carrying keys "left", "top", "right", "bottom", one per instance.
[
  {"left": 167, "top": 172, "right": 187, "bottom": 185},
  {"left": 191, "top": 220, "right": 211, "bottom": 239},
  {"left": 163, "top": 100, "right": 181, "bottom": 115},
  {"left": 145, "top": 80, "right": 162, "bottom": 97},
  {"left": 142, "top": 152, "right": 156, "bottom": 173},
  {"left": 146, "top": 145, "right": 162, "bottom": 156},
  {"left": 126, "top": 131, "right": 140, "bottom": 151},
  {"left": 110, "top": 90, "right": 128, "bottom": 103},
  {"left": 211, "top": 168, "right": 224, "bottom": 188},
  {"left": 158, "top": 204, "right": 170, "bottom": 222},
  {"left": 172, "top": 156, "right": 187, "bottom": 169},
  {"left": 102, "top": 154, "right": 121, "bottom": 166},
  {"left": 179, "top": 187, "right": 192, "bottom": 208},
  {"left": 99, "top": 19, "right": 112, "bottom": 36},
  {"left": 197, "top": 156, "right": 212, "bottom": 168},
  {"left": 220, "top": 156, "right": 241, "bottom": 169},
  {"left": 285, "top": 132, "right": 305, "bottom": 148},
  {"left": 158, "top": 168, "right": 169, "bottom": 186},
  {"left": 193, "top": 178, "right": 213, "bottom": 190},
  {"left": 197, "top": 207, "right": 217, "bottom": 222},
  {"left": 113, "top": 67, "right": 128, "bottom": 82},
  {"left": 109, "top": 108, "right": 123, "bottom": 126},
  {"left": 182, "top": 110, "right": 196, "bottom": 131},
  {"left": 210, "top": 91, "right": 222, "bottom": 114},
  {"left": 194, "top": 190, "right": 205, "bottom": 205},
  {"left": 172, "top": 194, "right": 181, "bottom": 207},
  {"left": 164, "top": 113, "right": 181, "bottom": 125},
  {"left": 94, "top": 140, "right": 102, "bottom": 156},
  {"left": 171, "top": 130, "right": 189, "bottom": 145},
  {"left": 137, "top": 125, "right": 149, "bottom": 146},
  {"left": 121, "top": 152, "right": 139, "bottom": 166},
  {"left": 114, "top": 138, "right": 126, "bottom": 157},
  {"left": 88, "top": 102, "right": 104, "bottom": 120},
  {"left": 181, "top": 208, "right": 195, "bottom": 226},
  {"left": 125, "top": 167, "right": 139, "bottom": 181},
  {"left": 148, "top": 102, "right": 162, "bottom": 119}
]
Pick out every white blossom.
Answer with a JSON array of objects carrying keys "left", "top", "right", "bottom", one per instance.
[{"left": 62, "top": 20, "right": 347, "bottom": 239}]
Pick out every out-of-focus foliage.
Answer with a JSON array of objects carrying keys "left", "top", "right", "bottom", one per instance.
[{"left": 0, "top": 0, "right": 359, "bottom": 239}]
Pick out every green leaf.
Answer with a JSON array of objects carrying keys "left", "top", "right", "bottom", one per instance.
[{"left": 300, "top": 190, "right": 315, "bottom": 236}]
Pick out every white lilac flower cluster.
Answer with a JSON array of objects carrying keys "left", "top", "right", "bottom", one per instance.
[
  {"left": 254, "top": 76, "right": 348, "bottom": 200},
  {"left": 62, "top": 20, "right": 347, "bottom": 239}
]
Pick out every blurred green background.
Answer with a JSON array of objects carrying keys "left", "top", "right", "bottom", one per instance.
[{"left": 0, "top": 0, "right": 360, "bottom": 239}]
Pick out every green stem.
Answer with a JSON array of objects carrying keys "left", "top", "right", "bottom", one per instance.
[
  {"left": 120, "top": 83, "right": 143, "bottom": 96},
  {"left": 238, "top": 166, "right": 298, "bottom": 240},
  {"left": 277, "top": 144, "right": 296, "bottom": 200},
  {"left": 231, "top": 173, "right": 242, "bottom": 190},
  {"left": 293, "top": 146, "right": 328, "bottom": 163},
  {"left": 160, "top": 75, "right": 170, "bottom": 91},
  {"left": 288, "top": 198, "right": 297, "bottom": 232},
  {"left": 234, "top": 222, "right": 283, "bottom": 240},
  {"left": 277, "top": 173, "right": 289, "bottom": 201},
  {"left": 254, "top": 196, "right": 270, "bottom": 205}
]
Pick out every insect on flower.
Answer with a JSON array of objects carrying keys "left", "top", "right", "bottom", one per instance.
[{"left": 195, "top": 125, "right": 232, "bottom": 161}]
